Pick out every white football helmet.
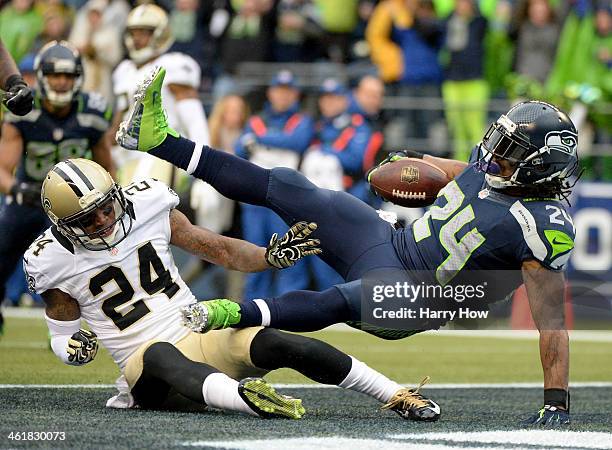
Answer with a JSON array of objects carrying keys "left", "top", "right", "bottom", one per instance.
[
  {"left": 125, "top": 4, "right": 174, "bottom": 65},
  {"left": 41, "top": 159, "right": 132, "bottom": 250}
]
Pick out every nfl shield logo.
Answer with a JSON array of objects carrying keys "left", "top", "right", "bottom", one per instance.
[
  {"left": 400, "top": 166, "right": 419, "bottom": 184},
  {"left": 53, "top": 128, "right": 63, "bottom": 141},
  {"left": 110, "top": 247, "right": 118, "bottom": 256}
]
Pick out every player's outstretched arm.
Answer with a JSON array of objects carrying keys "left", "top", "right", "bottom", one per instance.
[
  {"left": 521, "top": 259, "right": 570, "bottom": 427},
  {"left": 41, "top": 289, "right": 98, "bottom": 366},
  {"left": 422, "top": 155, "right": 468, "bottom": 180},
  {"left": 0, "top": 38, "right": 33, "bottom": 116},
  {"left": 169, "top": 208, "right": 321, "bottom": 272}
]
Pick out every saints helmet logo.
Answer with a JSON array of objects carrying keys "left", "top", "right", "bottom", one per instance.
[
  {"left": 43, "top": 197, "right": 52, "bottom": 211},
  {"left": 543, "top": 130, "right": 577, "bottom": 155}
]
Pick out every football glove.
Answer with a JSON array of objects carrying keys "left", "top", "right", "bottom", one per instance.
[
  {"left": 67, "top": 329, "right": 98, "bottom": 365},
  {"left": 522, "top": 405, "right": 570, "bottom": 427},
  {"left": 8, "top": 181, "right": 41, "bottom": 207},
  {"left": 4, "top": 75, "right": 34, "bottom": 116},
  {"left": 265, "top": 221, "right": 322, "bottom": 269}
]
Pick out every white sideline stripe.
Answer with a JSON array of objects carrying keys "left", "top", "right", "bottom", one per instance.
[
  {"left": 1, "top": 382, "right": 612, "bottom": 389},
  {"left": 4, "top": 308, "right": 612, "bottom": 341},
  {"left": 179, "top": 431, "right": 612, "bottom": 449}
]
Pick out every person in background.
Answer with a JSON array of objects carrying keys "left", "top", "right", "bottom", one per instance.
[
  {"left": 213, "top": 0, "right": 276, "bottom": 100},
  {"left": 235, "top": 70, "right": 314, "bottom": 299},
  {"left": 348, "top": 74, "right": 386, "bottom": 172},
  {"left": 366, "top": 0, "right": 444, "bottom": 147},
  {"left": 110, "top": 3, "right": 209, "bottom": 187},
  {"left": 441, "top": 0, "right": 489, "bottom": 161},
  {"left": 314, "top": 0, "right": 360, "bottom": 62},
  {"left": 0, "top": 42, "right": 109, "bottom": 335},
  {"left": 69, "top": 0, "right": 123, "bottom": 103},
  {"left": 273, "top": 0, "right": 323, "bottom": 62},
  {"left": 0, "top": 0, "right": 44, "bottom": 64},
  {"left": 511, "top": 0, "right": 561, "bottom": 85}
]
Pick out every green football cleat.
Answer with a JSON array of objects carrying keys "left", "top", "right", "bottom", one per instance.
[
  {"left": 181, "top": 299, "right": 242, "bottom": 333},
  {"left": 116, "top": 66, "right": 179, "bottom": 152},
  {"left": 238, "top": 377, "right": 305, "bottom": 419}
]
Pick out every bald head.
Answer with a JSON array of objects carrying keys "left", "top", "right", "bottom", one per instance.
[{"left": 355, "top": 76, "right": 384, "bottom": 117}]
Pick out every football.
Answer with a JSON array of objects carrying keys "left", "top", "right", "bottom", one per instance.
[{"left": 369, "top": 158, "right": 451, "bottom": 207}]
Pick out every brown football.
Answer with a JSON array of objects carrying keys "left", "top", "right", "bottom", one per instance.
[{"left": 369, "top": 158, "right": 451, "bottom": 207}]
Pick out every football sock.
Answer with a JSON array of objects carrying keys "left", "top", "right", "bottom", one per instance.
[
  {"left": 141, "top": 342, "right": 217, "bottom": 402},
  {"left": 201, "top": 372, "right": 258, "bottom": 416},
  {"left": 339, "top": 356, "right": 403, "bottom": 403},
  {"left": 250, "top": 328, "right": 353, "bottom": 385},
  {"left": 150, "top": 135, "right": 270, "bottom": 205},
  {"left": 236, "top": 288, "right": 352, "bottom": 331}
]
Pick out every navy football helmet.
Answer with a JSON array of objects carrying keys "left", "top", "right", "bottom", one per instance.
[
  {"left": 34, "top": 41, "right": 83, "bottom": 107},
  {"left": 479, "top": 101, "right": 579, "bottom": 196}
]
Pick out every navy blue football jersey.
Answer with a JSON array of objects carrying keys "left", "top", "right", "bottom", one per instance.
[
  {"left": 392, "top": 164, "right": 576, "bottom": 287},
  {"left": 5, "top": 92, "right": 112, "bottom": 183}
]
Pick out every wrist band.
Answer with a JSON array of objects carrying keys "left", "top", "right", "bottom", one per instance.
[{"left": 544, "top": 388, "right": 570, "bottom": 411}]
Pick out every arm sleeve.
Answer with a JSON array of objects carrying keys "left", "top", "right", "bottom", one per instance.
[
  {"left": 509, "top": 201, "right": 576, "bottom": 271},
  {"left": 45, "top": 315, "right": 82, "bottom": 366}
]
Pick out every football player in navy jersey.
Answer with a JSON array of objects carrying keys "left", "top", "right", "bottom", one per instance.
[
  {"left": 0, "top": 41, "right": 113, "bottom": 333},
  {"left": 118, "top": 67, "right": 580, "bottom": 426}
]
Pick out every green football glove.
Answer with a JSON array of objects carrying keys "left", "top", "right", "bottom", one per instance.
[
  {"left": 67, "top": 329, "right": 98, "bottom": 365},
  {"left": 265, "top": 221, "right": 322, "bottom": 269}
]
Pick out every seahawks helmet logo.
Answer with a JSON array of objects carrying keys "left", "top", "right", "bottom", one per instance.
[{"left": 543, "top": 130, "right": 577, "bottom": 155}]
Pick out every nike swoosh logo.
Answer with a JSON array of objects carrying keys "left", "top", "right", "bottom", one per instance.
[
  {"left": 428, "top": 400, "right": 441, "bottom": 415},
  {"left": 552, "top": 238, "right": 571, "bottom": 246}
]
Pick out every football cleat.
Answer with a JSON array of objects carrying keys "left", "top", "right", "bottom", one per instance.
[
  {"left": 382, "top": 376, "right": 441, "bottom": 421},
  {"left": 181, "top": 299, "right": 241, "bottom": 333},
  {"left": 238, "top": 377, "right": 305, "bottom": 419},
  {"left": 116, "top": 66, "right": 178, "bottom": 151}
]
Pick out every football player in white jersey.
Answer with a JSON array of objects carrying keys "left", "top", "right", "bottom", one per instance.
[
  {"left": 23, "top": 158, "right": 440, "bottom": 420},
  {"left": 111, "top": 4, "right": 208, "bottom": 184}
]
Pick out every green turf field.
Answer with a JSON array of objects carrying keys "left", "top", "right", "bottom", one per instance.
[{"left": 1, "top": 317, "right": 611, "bottom": 449}]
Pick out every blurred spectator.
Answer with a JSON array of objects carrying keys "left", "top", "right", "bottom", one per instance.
[
  {"left": 315, "top": 77, "right": 374, "bottom": 202},
  {"left": 348, "top": 74, "right": 386, "bottom": 171},
  {"left": 214, "top": 0, "right": 277, "bottom": 99},
  {"left": 38, "top": 6, "right": 71, "bottom": 45},
  {"left": 17, "top": 52, "right": 36, "bottom": 87},
  {"left": 512, "top": 0, "right": 561, "bottom": 84},
  {"left": 235, "top": 70, "right": 314, "bottom": 299},
  {"left": 547, "top": 1, "right": 611, "bottom": 180},
  {"left": 273, "top": 0, "right": 323, "bottom": 62},
  {"left": 366, "top": 0, "right": 444, "bottom": 145},
  {"left": 0, "top": 0, "right": 44, "bottom": 63},
  {"left": 442, "top": 0, "right": 489, "bottom": 161},
  {"left": 301, "top": 78, "right": 373, "bottom": 288},
  {"left": 209, "top": 94, "right": 251, "bottom": 151},
  {"left": 169, "top": 0, "right": 208, "bottom": 71},
  {"left": 483, "top": 0, "right": 514, "bottom": 95},
  {"left": 69, "top": 0, "right": 123, "bottom": 101},
  {"left": 314, "top": 0, "right": 359, "bottom": 62}
]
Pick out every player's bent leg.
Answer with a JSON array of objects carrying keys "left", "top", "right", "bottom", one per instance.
[
  {"left": 127, "top": 340, "right": 304, "bottom": 418},
  {"left": 249, "top": 328, "right": 441, "bottom": 421},
  {"left": 182, "top": 287, "right": 353, "bottom": 334}
]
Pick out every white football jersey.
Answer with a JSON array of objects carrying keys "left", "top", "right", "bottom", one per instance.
[
  {"left": 24, "top": 178, "right": 196, "bottom": 371},
  {"left": 112, "top": 52, "right": 202, "bottom": 183},
  {"left": 113, "top": 52, "right": 201, "bottom": 129}
]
